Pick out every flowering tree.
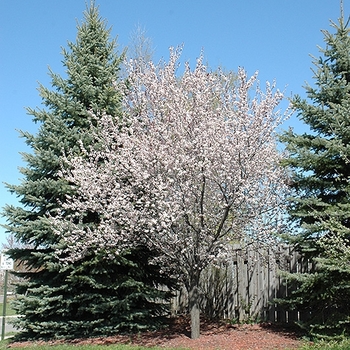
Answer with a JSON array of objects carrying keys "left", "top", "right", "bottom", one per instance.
[{"left": 52, "top": 49, "right": 289, "bottom": 339}]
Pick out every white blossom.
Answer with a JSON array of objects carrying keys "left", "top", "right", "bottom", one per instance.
[{"left": 50, "top": 48, "right": 290, "bottom": 338}]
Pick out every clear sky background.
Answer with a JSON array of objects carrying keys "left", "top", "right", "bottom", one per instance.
[{"left": 0, "top": 0, "right": 348, "bottom": 245}]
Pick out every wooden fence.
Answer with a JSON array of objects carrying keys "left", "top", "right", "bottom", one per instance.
[{"left": 171, "top": 244, "right": 313, "bottom": 324}]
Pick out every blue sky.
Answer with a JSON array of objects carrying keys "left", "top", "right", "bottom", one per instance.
[{"left": 0, "top": 0, "right": 347, "bottom": 245}]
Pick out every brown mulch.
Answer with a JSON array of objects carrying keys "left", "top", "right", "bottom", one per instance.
[{"left": 8, "top": 317, "right": 306, "bottom": 350}]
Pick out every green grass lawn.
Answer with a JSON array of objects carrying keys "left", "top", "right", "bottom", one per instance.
[
  {"left": 0, "top": 339, "right": 350, "bottom": 350},
  {"left": 298, "top": 339, "right": 350, "bottom": 350},
  {"left": 0, "top": 302, "right": 17, "bottom": 316}
]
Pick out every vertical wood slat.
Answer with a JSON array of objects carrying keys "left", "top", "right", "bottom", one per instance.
[{"left": 171, "top": 245, "right": 309, "bottom": 324}]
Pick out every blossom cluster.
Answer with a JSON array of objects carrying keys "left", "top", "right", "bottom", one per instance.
[{"left": 51, "top": 48, "right": 289, "bottom": 280}]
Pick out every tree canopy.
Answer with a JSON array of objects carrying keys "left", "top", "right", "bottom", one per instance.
[{"left": 52, "top": 48, "right": 288, "bottom": 339}]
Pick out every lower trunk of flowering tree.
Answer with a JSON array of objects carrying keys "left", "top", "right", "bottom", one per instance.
[{"left": 188, "top": 274, "right": 201, "bottom": 339}]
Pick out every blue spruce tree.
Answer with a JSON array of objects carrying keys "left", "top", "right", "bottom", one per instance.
[
  {"left": 280, "top": 9, "right": 350, "bottom": 337},
  {"left": 3, "top": 4, "right": 175, "bottom": 340}
]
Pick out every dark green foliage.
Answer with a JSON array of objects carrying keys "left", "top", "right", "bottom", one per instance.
[
  {"left": 13, "top": 246, "right": 175, "bottom": 340},
  {"left": 279, "top": 12, "right": 350, "bottom": 338},
  {"left": 3, "top": 4, "right": 175, "bottom": 340}
]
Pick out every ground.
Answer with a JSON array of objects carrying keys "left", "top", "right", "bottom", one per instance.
[{"left": 8, "top": 317, "right": 305, "bottom": 350}]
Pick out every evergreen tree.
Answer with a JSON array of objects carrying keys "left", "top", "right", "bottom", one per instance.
[
  {"left": 3, "top": 4, "right": 174, "bottom": 340},
  {"left": 280, "top": 10, "right": 350, "bottom": 337}
]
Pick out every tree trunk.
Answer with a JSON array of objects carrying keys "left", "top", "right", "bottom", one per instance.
[{"left": 189, "top": 277, "right": 200, "bottom": 339}]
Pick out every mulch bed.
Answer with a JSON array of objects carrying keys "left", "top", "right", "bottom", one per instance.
[{"left": 7, "top": 316, "right": 307, "bottom": 350}]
